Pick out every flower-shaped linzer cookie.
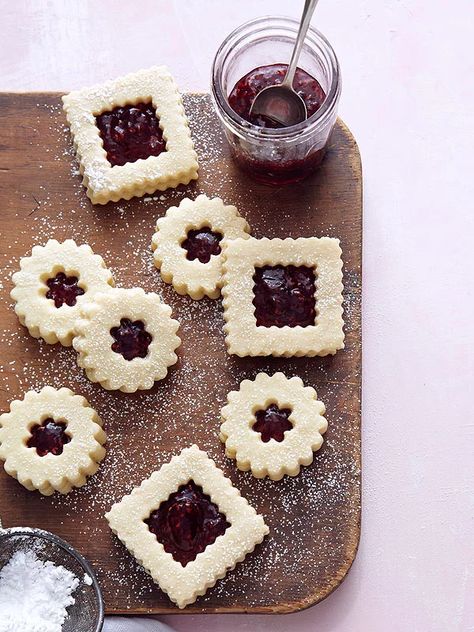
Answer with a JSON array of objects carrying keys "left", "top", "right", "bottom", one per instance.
[
  {"left": 220, "top": 372, "right": 327, "bottom": 480},
  {"left": 106, "top": 445, "right": 268, "bottom": 608},
  {"left": 152, "top": 195, "right": 250, "bottom": 299},
  {"left": 62, "top": 66, "right": 198, "bottom": 204},
  {"left": 11, "top": 239, "right": 114, "bottom": 346},
  {"left": 73, "top": 287, "right": 181, "bottom": 392},
  {"left": 0, "top": 386, "right": 106, "bottom": 495}
]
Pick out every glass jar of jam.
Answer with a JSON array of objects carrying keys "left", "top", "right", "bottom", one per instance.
[{"left": 211, "top": 17, "right": 341, "bottom": 186}]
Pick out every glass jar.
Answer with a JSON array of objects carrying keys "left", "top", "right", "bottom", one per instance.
[{"left": 211, "top": 16, "right": 341, "bottom": 186}]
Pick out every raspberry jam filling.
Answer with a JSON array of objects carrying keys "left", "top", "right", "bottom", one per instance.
[
  {"left": 45, "top": 272, "right": 85, "bottom": 308},
  {"left": 253, "top": 265, "right": 316, "bottom": 328},
  {"left": 182, "top": 227, "right": 223, "bottom": 264},
  {"left": 145, "top": 481, "right": 230, "bottom": 567},
  {"left": 252, "top": 404, "right": 293, "bottom": 443},
  {"left": 96, "top": 102, "right": 166, "bottom": 167},
  {"left": 110, "top": 318, "right": 152, "bottom": 361},
  {"left": 27, "top": 419, "right": 71, "bottom": 457},
  {"left": 228, "top": 63, "right": 326, "bottom": 129},
  {"left": 226, "top": 64, "right": 328, "bottom": 185}
]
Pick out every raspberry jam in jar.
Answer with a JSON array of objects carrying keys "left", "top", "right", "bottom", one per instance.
[
  {"left": 228, "top": 64, "right": 326, "bottom": 130},
  {"left": 211, "top": 17, "right": 341, "bottom": 185}
]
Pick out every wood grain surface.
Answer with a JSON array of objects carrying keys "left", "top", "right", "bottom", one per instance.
[{"left": 0, "top": 93, "right": 361, "bottom": 614}]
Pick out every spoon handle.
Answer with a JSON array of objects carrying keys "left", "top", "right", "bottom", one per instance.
[{"left": 283, "top": 0, "right": 320, "bottom": 88}]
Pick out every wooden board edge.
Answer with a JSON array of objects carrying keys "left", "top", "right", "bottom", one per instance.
[{"left": 0, "top": 93, "right": 363, "bottom": 616}]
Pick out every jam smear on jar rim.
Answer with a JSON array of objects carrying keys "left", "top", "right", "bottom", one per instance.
[
  {"left": 110, "top": 318, "right": 152, "bottom": 361},
  {"left": 253, "top": 265, "right": 317, "bottom": 328},
  {"left": 145, "top": 481, "right": 230, "bottom": 566},
  {"left": 252, "top": 404, "right": 293, "bottom": 443},
  {"left": 96, "top": 102, "right": 167, "bottom": 167},
  {"left": 182, "top": 227, "right": 223, "bottom": 264},
  {"left": 27, "top": 418, "right": 71, "bottom": 457}
]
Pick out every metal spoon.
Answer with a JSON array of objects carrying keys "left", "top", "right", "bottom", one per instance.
[{"left": 249, "top": 0, "right": 320, "bottom": 127}]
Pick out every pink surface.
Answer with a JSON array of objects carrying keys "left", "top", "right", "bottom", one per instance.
[{"left": 1, "top": 1, "right": 473, "bottom": 631}]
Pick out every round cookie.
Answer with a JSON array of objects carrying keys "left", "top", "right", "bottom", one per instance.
[
  {"left": 152, "top": 195, "right": 250, "bottom": 299},
  {"left": 0, "top": 386, "right": 106, "bottom": 495},
  {"left": 220, "top": 372, "right": 327, "bottom": 480},
  {"left": 11, "top": 239, "right": 114, "bottom": 346},
  {"left": 73, "top": 287, "right": 181, "bottom": 392}
]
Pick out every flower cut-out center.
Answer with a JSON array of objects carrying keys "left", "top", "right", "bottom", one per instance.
[
  {"left": 182, "top": 227, "right": 223, "bottom": 264},
  {"left": 110, "top": 318, "right": 152, "bottom": 361},
  {"left": 46, "top": 272, "right": 85, "bottom": 308},
  {"left": 27, "top": 418, "right": 71, "bottom": 456},
  {"left": 252, "top": 404, "right": 293, "bottom": 442}
]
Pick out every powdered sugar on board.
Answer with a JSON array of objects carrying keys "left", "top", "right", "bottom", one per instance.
[{"left": 0, "top": 93, "right": 361, "bottom": 612}]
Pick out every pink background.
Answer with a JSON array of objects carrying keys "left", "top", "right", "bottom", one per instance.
[{"left": 1, "top": 1, "right": 473, "bottom": 631}]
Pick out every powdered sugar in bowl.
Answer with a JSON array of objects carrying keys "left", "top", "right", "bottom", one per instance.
[{"left": 0, "top": 526, "right": 104, "bottom": 632}]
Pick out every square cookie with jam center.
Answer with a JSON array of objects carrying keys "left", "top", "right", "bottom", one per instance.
[
  {"left": 62, "top": 66, "right": 198, "bottom": 204},
  {"left": 105, "top": 445, "right": 268, "bottom": 609},
  {"left": 222, "top": 236, "right": 344, "bottom": 357}
]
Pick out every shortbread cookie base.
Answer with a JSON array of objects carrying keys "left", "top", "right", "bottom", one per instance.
[
  {"left": 220, "top": 372, "right": 327, "bottom": 480},
  {"left": 222, "top": 237, "right": 344, "bottom": 357},
  {"left": 152, "top": 195, "right": 250, "bottom": 299},
  {"left": 62, "top": 66, "right": 198, "bottom": 205},
  {"left": 106, "top": 445, "right": 269, "bottom": 608},
  {"left": 10, "top": 239, "right": 114, "bottom": 346},
  {"left": 73, "top": 287, "right": 181, "bottom": 392},
  {"left": 0, "top": 386, "right": 106, "bottom": 496}
]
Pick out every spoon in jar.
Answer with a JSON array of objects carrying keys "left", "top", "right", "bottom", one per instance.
[{"left": 249, "top": 0, "right": 320, "bottom": 127}]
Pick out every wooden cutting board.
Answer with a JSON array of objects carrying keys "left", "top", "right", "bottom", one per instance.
[{"left": 0, "top": 93, "right": 361, "bottom": 614}]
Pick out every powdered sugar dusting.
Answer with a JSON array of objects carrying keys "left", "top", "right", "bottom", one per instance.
[
  {"left": 0, "top": 94, "right": 361, "bottom": 611},
  {"left": 0, "top": 548, "right": 79, "bottom": 632}
]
